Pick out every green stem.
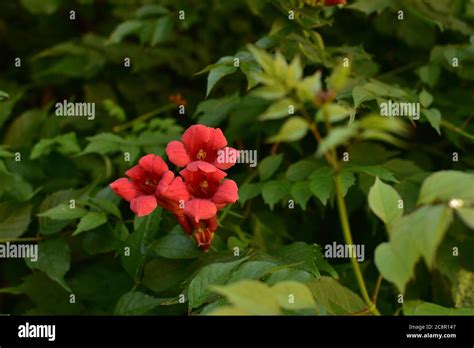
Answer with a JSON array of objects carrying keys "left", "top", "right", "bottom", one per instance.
[
  {"left": 334, "top": 174, "right": 381, "bottom": 316},
  {"left": 441, "top": 119, "right": 474, "bottom": 141},
  {"left": 113, "top": 103, "right": 176, "bottom": 133},
  {"left": 0, "top": 237, "right": 43, "bottom": 243}
]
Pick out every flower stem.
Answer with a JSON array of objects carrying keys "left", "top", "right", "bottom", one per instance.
[
  {"left": 334, "top": 174, "right": 380, "bottom": 316},
  {"left": 0, "top": 237, "right": 43, "bottom": 243},
  {"left": 113, "top": 103, "right": 176, "bottom": 133},
  {"left": 441, "top": 119, "right": 474, "bottom": 141}
]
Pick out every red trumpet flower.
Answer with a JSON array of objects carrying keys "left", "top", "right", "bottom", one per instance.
[{"left": 166, "top": 124, "right": 239, "bottom": 169}]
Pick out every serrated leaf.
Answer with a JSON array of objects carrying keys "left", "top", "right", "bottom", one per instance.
[
  {"left": 403, "top": 300, "right": 474, "bottom": 316},
  {"left": 317, "top": 127, "right": 357, "bottom": 156},
  {"left": 73, "top": 211, "right": 107, "bottom": 236},
  {"left": 261, "top": 180, "right": 291, "bottom": 210},
  {"left": 0, "top": 202, "right": 32, "bottom": 239},
  {"left": 456, "top": 208, "right": 474, "bottom": 230},
  {"left": 296, "top": 71, "right": 321, "bottom": 102},
  {"left": 37, "top": 204, "right": 87, "bottom": 220},
  {"left": 309, "top": 167, "right": 333, "bottom": 205},
  {"left": 26, "top": 238, "right": 71, "bottom": 292},
  {"left": 114, "top": 292, "right": 168, "bottom": 315},
  {"left": 316, "top": 104, "right": 352, "bottom": 123},
  {"left": 286, "top": 160, "right": 320, "bottom": 181},
  {"left": 228, "top": 261, "right": 278, "bottom": 283},
  {"left": 188, "top": 257, "right": 248, "bottom": 309},
  {"left": 291, "top": 181, "right": 312, "bottom": 209}
]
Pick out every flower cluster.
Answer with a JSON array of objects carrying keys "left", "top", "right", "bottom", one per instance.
[{"left": 110, "top": 125, "right": 239, "bottom": 251}]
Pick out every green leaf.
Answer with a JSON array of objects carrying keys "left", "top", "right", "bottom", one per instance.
[
  {"left": 26, "top": 238, "right": 71, "bottom": 292},
  {"left": 328, "top": 64, "right": 350, "bottom": 92},
  {"left": 250, "top": 85, "right": 286, "bottom": 100},
  {"left": 195, "top": 92, "right": 240, "bottom": 126},
  {"left": 296, "top": 71, "right": 321, "bottom": 102},
  {"left": 352, "top": 85, "right": 375, "bottom": 108},
  {"left": 419, "top": 89, "right": 433, "bottom": 108},
  {"left": 418, "top": 171, "right": 474, "bottom": 206},
  {"left": 211, "top": 280, "right": 281, "bottom": 315},
  {"left": 274, "top": 242, "right": 337, "bottom": 278},
  {"left": 317, "top": 127, "right": 357, "bottom": 156},
  {"left": 347, "top": 165, "right": 398, "bottom": 183},
  {"left": 73, "top": 211, "right": 107, "bottom": 236},
  {"left": 188, "top": 257, "right": 248, "bottom": 309},
  {"left": 340, "top": 170, "right": 356, "bottom": 196},
  {"left": 153, "top": 229, "right": 202, "bottom": 259},
  {"left": 375, "top": 205, "right": 453, "bottom": 292},
  {"left": 228, "top": 261, "right": 278, "bottom": 283},
  {"left": 150, "top": 16, "right": 173, "bottom": 46},
  {"left": 266, "top": 116, "right": 309, "bottom": 143},
  {"left": 258, "top": 154, "right": 283, "bottom": 181},
  {"left": 246, "top": 44, "right": 274, "bottom": 73},
  {"left": 206, "top": 57, "right": 237, "bottom": 97},
  {"left": 291, "top": 181, "right": 313, "bottom": 209},
  {"left": 20, "top": 0, "right": 60, "bottom": 14},
  {"left": 286, "top": 160, "right": 320, "bottom": 181},
  {"left": 122, "top": 208, "right": 162, "bottom": 280},
  {"left": 114, "top": 292, "right": 168, "bottom": 315},
  {"left": 90, "top": 197, "right": 122, "bottom": 219},
  {"left": 142, "top": 258, "right": 189, "bottom": 292},
  {"left": 258, "top": 98, "right": 296, "bottom": 121},
  {"left": 422, "top": 108, "right": 442, "bottom": 134},
  {"left": 0, "top": 202, "right": 32, "bottom": 239},
  {"left": 316, "top": 104, "right": 352, "bottom": 123},
  {"left": 307, "top": 276, "right": 366, "bottom": 315},
  {"left": 37, "top": 204, "right": 87, "bottom": 220},
  {"left": 456, "top": 208, "right": 474, "bottom": 230},
  {"left": 238, "top": 183, "right": 262, "bottom": 205},
  {"left": 0, "top": 91, "right": 9, "bottom": 101},
  {"left": 272, "top": 281, "right": 317, "bottom": 310},
  {"left": 109, "top": 20, "right": 145, "bottom": 43},
  {"left": 309, "top": 167, "right": 333, "bottom": 206},
  {"left": 81, "top": 133, "right": 126, "bottom": 155},
  {"left": 261, "top": 180, "right": 291, "bottom": 210},
  {"left": 346, "top": 0, "right": 393, "bottom": 15},
  {"left": 30, "top": 133, "right": 81, "bottom": 159},
  {"left": 368, "top": 177, "right": 403, "bottom": 226},
  {"left": 404, "top": 300, "right": 474, "bottom": 316}
]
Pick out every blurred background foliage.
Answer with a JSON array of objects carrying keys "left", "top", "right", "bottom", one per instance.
[{"left": 0, "top": 0, "right": 473, "bottom": 316}]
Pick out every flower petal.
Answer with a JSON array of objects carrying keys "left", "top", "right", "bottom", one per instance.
[
  {"left": 130, "top": 195, "right": 157, "bottom": 217},
  {"left": 181, "top": 125, "right": 212, "bottom": 159},
  {"left": 212, "top": 180, "right": 239, "bottom": 209},
  {"left": 166, "top": 141, "right": 191, "bottom": 167},
  {"left": 138, "top": 154, "right": 168, "bottom": 176},
  {"left": 184, "top": 198, "right": 217, "bottom": 222},
  {"left": 214, "top": 147, "right": 239, "bottom": 170},
  {"left": 125, "top": 165, "right": 147, "bottom": 182},
  {"left": 157, "top": 171, "right": 190, "bottom": 203},
  {"left": 208, "top": 127, "right": 227, "bottom": 150},
  {"left": 110, "top": 178, "right": 140, "bottom": 202}
]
